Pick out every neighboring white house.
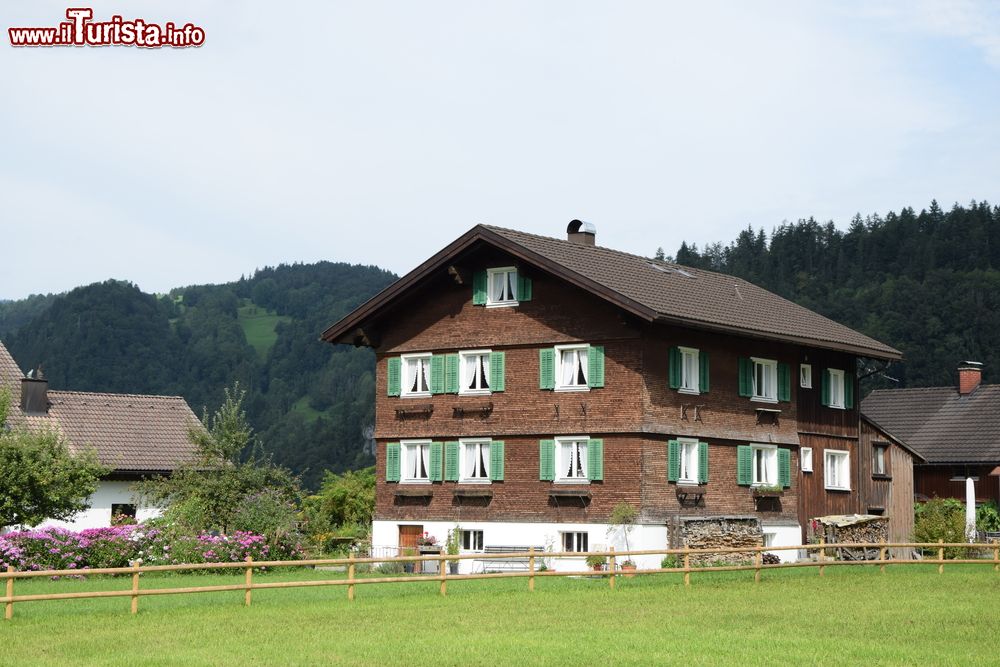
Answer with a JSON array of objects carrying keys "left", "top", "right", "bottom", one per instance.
[{"left": 1, "top": 341, "right": 200, "bottom": 530}]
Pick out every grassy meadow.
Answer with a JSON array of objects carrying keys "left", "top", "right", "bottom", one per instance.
[{"left": 2, "top": 565, "right": 998, "bottom": 666}]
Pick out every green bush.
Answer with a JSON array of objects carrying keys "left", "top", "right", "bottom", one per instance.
[
  {"left": 976, "top": 501, "right": 1000, "bottom": 533},
  {"left": 914, "top": 498, "right": 967, "bottom": 558},
  {"left": 660, "top": 555, "right": 678, "bottom": 569}
]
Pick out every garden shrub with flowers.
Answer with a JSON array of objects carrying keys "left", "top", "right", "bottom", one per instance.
[{"left": 0, "top": 523, "right": 304, "bottom": 573}]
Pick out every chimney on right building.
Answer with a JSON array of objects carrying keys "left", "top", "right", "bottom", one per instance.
[{"left": 957, "top": 361, "right": 983, "bottom": 395}]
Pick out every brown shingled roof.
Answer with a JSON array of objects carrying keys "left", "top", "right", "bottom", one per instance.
[
  {"left": 861, "top": 385, "right": 1000, "bottom": 463},
  {"left": 1, "top": 341, "right": 200, "bottom": 473},
  {"left": 321, "top": 224, "right": 900, "bottom": 359}
]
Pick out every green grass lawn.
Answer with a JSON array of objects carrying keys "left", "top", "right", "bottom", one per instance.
[
  {"left": 2, "top": 565, "right": 999, "bottom": 665},
  {"left": 236, "top": 304, "right": 289, "bottom": 360}
]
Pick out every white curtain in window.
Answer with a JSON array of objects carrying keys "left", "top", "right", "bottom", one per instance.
[
  {"left": 464, "top": 442, "right": 489, "bottom": 478},
  {"left": 463, "top": 354, "right": 478, "bottom": 390},
  {"left": 560, "top": 349, "right": 588, "bottom": 386}
]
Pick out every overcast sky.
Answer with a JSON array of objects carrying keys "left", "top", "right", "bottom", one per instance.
[{"left": 2, "top": 1, "right": 999, "bottom": 300}]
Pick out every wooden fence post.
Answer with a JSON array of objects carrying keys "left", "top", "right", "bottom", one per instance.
[
  {"left": 818, "top": 538, "right": 825, "bottom": 577},
  {"left": 439, "top": 548, "right": 447, "bottom": 597},
  {"left": 528, "top": 547, "right": 535, "bottom": 592},
  {"left": 608, "top": 547, "right": 616, "bottom": 590},
  {"left": 348, "top": 552, "right": 356, "bottom": 601},
  {"left": 4, "top": 566, "right": 12, "bottom": 620},
  {"left": 993, "top": 542, "right": 998, "bottom": 573},
  {"left": 879, "top": 541, "right": 886, "bottom": 574},
  {"left": 938, "top": 539, "right": 944, "bottom": 574},
  {"left": 130, "top": 560, "right": 141, "bottom": 615},
  {"left": 244, "top": 557, "right": 253, "bottom": 607},
  {"left": 683, "top": 547, "right": 691, "bottom": 587},
  {"left": 754, "top": 549, "right": 761, "bottom": 584}
]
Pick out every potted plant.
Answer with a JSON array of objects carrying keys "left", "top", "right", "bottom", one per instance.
[
  {"left": 585, "top": 554, "right": 606, "bottom": 572},
  {"left": 752, "top": 484, "right": 784, "bottom": 498},
  {"left": 445, "top": 527, "right": 461, "bottom": 575},
  {"left": 620, "top": 559, "right": 637, "bottom": 577}
]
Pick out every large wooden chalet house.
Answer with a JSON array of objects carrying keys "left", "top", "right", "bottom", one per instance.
[{"left": 323, "top": 222, "right": 903, "bottom": 568}]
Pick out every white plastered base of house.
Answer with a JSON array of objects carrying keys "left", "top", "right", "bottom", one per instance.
[
  {"left": 38, "top": 481, "right": 162, "bottom": 531},
  {"left": 372, "top": 520, "right": 802, "bottom": 573}
]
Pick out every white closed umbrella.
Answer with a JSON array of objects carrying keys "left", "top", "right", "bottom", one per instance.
[{"left": 965, "top": 477, "right": 977, "bottom": 541}]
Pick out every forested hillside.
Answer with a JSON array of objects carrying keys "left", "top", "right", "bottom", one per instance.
[
  {"left": 662, "top": 199, "right": 1000, "bottom": 390},
  {"left": 1, "top": 263, "right": 396, "bottom": 489}
]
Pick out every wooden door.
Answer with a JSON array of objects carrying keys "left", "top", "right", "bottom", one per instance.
[{"left": 399, "top": 525, "right": 423, "bottom": 572}]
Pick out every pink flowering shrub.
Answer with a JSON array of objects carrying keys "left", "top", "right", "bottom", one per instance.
[{"left": 0, "top": 524, "right": 304, "bottom": 573}]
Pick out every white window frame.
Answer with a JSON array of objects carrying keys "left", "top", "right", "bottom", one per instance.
[
  {"left": 824, "top": 449, "right": 851, "bottom": 491},
  {"left": 678, "top": 437, "right": 700, "bottom": 485},
  {"left": 458, "top": 437, "right": 491, "bottom": 484},
  {"left": 400, "top": 439, "right": 432, "bottom": 484},
  {"left": 679, "top": 347, "right": 700, "bottom": 395},
  {"left": 458, "top": 349, "right": 492, "bottom": 396},
  {"left": 751, "top": 444, "right": 778, "bottom": 487},
  {"left": 400, "top": 353, "right": 432, "bottom": 398},
  {"left": 554, "top": 435, "right": 590, "bottom": 484},
  {"left": 800, "top": 363, "right": 812, "bottom": 388},
  {"left": 460, "top": 529, "right": 484, "bottom": 552},
  {"left": 800, "top": 447, "right": 813, "bottom": 473},
  {"left": 486, "top": 267, "right": 518, "bottom": 307},
  {"left": 554, "top": 344, "right": 590, "bottom": 393},
  {"left": 561, "top": 531, "right": 589, "bottom": 553},
  {"left": 751, "top": 357, "right": 778, "bottom": 403},
  {"left": 872, "top": 444, "right": 887, "bottom": 477},
  {"left": 828, "top": 369, "right": 846, "bottom": 409},
  {"left": 762, "top": 532, "right": 776, "bottom": 548}
]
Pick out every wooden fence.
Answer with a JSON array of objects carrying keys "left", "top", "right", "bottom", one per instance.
[{"left": 2, "top": 539, "right": 998, "bottom": 620}]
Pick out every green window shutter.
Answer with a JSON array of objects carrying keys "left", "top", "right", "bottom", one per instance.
[
  {"left": 539, "top": 348, "right": 555, "bottom": 390},
  {"left": 778, "top": 448, "right": 791, "bottom": 488},
  {"left": 539, "top": 439, "right": 555, "bottom": 481},
  {"left": 668, "top": 347, "right": 681, "bottom": 390},
  {"left": 821, "top": 369, "right": 831, "bottom": 406},
  {"left": 667, "top": 440, "right": 680, "bottom": 482},
  {"left": 588, "top": 345, "right": 605, "bottom": 388},
  {"left": 699, "top": 351, "right": 710, "bottom": 394},
  {"left": 587, "top": 439, "right": 604, "bottom": 481},
  {"left": 387, "top": 357, "right": 401, "bottom": 397},
  {"left": 698, "top": 441, "right": 709, "bottom": 484},
  {"left": 490, "top": 441, "right": 505, "bottom": 481},
  {"left": 444, "top": 441, "right": 459, "bottom": 481},
  {"left": 472, "top": 270, "right": 487, "bottom": 305},
  {"left": 778, "top": 362, "right": 791, "bottom": 402},
  {"left": 738, "top": 357, "right": 751, "bottom": 397},
  {"left": 517, "top": 275, "right": 532, "bottom": 302},
  {"left": 489, "top": 351, "right": 505, "bottom": 392},
  {"left": 445, "top": 354, "right": 459, "bottom": 394},
  {"left": 385, "top": 442, "right": 401, "bottom": 482},
  {"left": 429, "top": 442, "right": 443, "bottom": 482},
  {"left": 736, "top": 445, "right": 752, "bottom": 486},
  {"left": 845, "top": 373, "right": 855, "bottom": 409},
  {"left": 430, "top": 355, "right": 445, "bottom": 394}
]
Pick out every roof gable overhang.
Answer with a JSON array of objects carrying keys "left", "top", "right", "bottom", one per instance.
[{"left": 320, "top": 225, "right": 657, "bottom": 346}]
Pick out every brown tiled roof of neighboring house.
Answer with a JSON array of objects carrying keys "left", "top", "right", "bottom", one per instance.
[
  {"left": 0, "top": 340, "right": 23, "bottom": 397},
  {"left": 46, "top": 391, "right": 201, "bottom": 472},
  {"left": 861, "top": 385, "right": 1000, "bottom": 463},
  {"left": 322, "top": 224, "right": 900, "bottom": 359},
  {"left": 0, "top": 341, "right": 200, "bottom": 473}
]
